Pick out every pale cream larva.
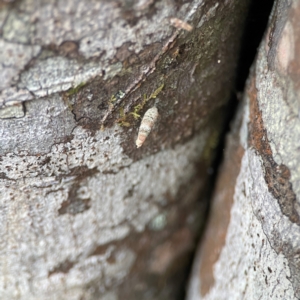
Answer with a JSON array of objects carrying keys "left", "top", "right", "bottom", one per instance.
[{"left": 136, "top": 106, "right": 159, "bottom": 148}]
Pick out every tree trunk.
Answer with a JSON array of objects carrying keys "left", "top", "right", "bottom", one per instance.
[
  {"left": 0, "top": 0, "right": 249, "bottom": 299},
  {"left": 187, "top": 0, "right": 300, "bottom": 299}
]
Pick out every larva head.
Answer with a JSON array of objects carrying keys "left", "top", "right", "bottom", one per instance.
[{"left": 136, "top": 133, "right": 147, "bottom": 148}]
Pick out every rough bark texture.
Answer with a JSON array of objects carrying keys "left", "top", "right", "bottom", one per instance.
[
  {"left": 187, "top": 0, "right": 300, "bottom": 299},
  {"left": 0, "top": 0, "right": 249, "bottom": 299}
]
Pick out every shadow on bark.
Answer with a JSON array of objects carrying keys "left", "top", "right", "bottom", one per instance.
[{"left": 182, "top": 0, "right": 275, "bottom": 298}]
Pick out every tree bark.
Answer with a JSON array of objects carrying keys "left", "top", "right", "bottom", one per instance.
[
  {"left": 187, "top": 1, "right": 300, "bottom": 299},
  {"left": 0, "top": 0, "right": 249, "bottom": 299}
]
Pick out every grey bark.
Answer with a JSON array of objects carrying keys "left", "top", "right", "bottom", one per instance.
[
  {"left": 187, "top": 0, "right": 300, "bottom": 299},
  {"left": 0, "top": 0, "right": 249, "bottom": 299}
]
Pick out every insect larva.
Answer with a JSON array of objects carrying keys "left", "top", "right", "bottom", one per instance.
[
  {"left": 136, "top": 106, "right": 159, "bottom": 148},
  {"left": 170, "top": 18, "right": 193, "bottom": 32}
]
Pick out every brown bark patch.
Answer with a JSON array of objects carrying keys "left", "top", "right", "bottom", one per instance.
[
  {"left": 40, "top": 41, "right": 81, "bottom": 60},
  {"left": 248, "top": 76, "right": 300, "bottom": 225},
  {"left": 199, "top": 126, "right": 244, "bottom": 296},
  {"left": 58, "top": 194, "right": 91, "bottom": 215},
  {"left": 58, "top": 166, "right": 98, "bottom": 215},
  {"left": 48, "top": 259, "right": 75, "bottom": 277},
  {"left": 59, "top": 41, "right": 80, "bottom": 58},
  {"left": 149, "top": 228, "right": 193, "bottom": 274}
]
